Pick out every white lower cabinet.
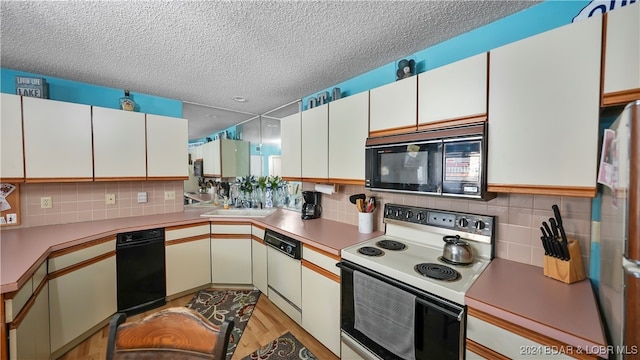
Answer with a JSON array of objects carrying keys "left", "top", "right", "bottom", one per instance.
[
  {"left": 211, "top": 224, "right": 253, "bottom": 284},
  {"left": 9, "top": 282, "right": 49, "bottom": 360},
  {"left": 467, "top": 314, "right": 573, "bottom": 359},
  {"left": 301, "top": 245, "right": 341, "bottom": 356},
  {"left": 166, "top": 224, "right": 211, "bottom": 296},
  {"left": 251, "top": 226, "right": 268, "bottom": 294},
  {"left": 49, "top": 255, "right": 116, "bottom": 353}
]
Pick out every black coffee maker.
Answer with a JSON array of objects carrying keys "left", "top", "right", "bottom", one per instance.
[{"left": 301, "top": 191, "right": 322, "bottom": 220}]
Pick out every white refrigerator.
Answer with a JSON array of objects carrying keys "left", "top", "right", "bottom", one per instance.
[{"left": 598, "top": 100, "right": 640, "bottom": 359}]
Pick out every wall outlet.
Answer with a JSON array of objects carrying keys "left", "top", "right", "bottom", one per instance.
[
  {"left": 137, "top": 192, "right": 148, "bottom": 204},
  {"left": 164, "top": 190, "right": 175, "bottom": 201},
  {"left": 105, "top": 193, "right": 116, "bottom": 205},
  {"left": 40, "top": 197, "right": 52, "bottom": 209},
  {"left": 6, "top": 213, "right": 17, "bottom": 224}
]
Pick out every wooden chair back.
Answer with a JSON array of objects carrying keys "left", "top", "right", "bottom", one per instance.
[{"left": 106, "top": 307, "right": 233, "bottom": 360}]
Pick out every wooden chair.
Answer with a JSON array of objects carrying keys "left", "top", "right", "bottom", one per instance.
[{"left": 106, "top": 307, "right": 234, "bottom": 360}]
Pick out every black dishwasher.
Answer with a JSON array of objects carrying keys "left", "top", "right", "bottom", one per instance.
[{"left": 116, "top": 228, "right": 166, "bottom": 315}]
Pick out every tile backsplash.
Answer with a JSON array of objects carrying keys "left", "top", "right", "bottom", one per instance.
[
  {"left": 308, "top": 183, "right": 592, "bottom": 270},
  {"left": 17, "top": 181, "right": 184, "bottom": 228},
  {"left": 14, "top": 179, "right": 593, "bottom": 270}
]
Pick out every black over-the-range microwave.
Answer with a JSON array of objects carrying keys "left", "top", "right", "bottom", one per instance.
[{"left": 365, "top": 122, "right": 496, "bottom": 200}]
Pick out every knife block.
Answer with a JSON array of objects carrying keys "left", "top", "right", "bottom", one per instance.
[{"left": 543, "top": 238, "right": 586, "bottom": 284}]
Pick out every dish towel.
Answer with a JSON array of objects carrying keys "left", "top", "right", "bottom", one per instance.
[{"left": 353, "top": 270, "right": 416, "bottom": 360}]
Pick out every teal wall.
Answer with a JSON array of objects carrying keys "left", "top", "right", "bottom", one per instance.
[
  {"left": 302, "top": 0, "right": 596, "bottom": 109},
  {"left": 1, "top": 68, "right": 182, "bottom": 117}
]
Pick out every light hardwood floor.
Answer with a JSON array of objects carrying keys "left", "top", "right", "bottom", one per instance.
[{"left": 57, "top": 289, "right": 340, "bottom": 360}]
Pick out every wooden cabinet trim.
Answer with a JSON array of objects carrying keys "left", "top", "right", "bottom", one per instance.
[
  {"left": 48, "top": 251, "right": 115, "bottom": 280},
  {"left": 8, "top": 276, "right": 48, "bottom": 330},
  {"left": 468, "top": 307, "right": 600, "bottom": 360},
  {"left": 301, "top": 177, "right": 331, "bottom": 184},
  {"left": 369, "top": 125, "right": 417, "bottom": 138},
  {"left": 466, "top": 339, "right": 510, "bottom": 360},
  {"left": 303, "top": 244, "right": 341, "bottom": 262},
  {"left": 146, "top": 176, "right": 189, "bottom": 181},
  {"left": 94, "top": 176, "right": 147, "bottom": 182},
  {"left": 166, "top": 223, "right": 210, "bottom": 231},
  {"left": 166, "top": 234, "right": 210, "bottom": 246},
  {"left": 417, "top": 114, "right": 487, "bottom": 131},
  {"left": 602, "top": 89, "right": 640, "bottom": 107},
  {"left": 487, "top": 184, "right": 596, "bottom": 198},
  {"left": 302, "top": 260, "right": 340, "bottom": 283},
  {"left": 252, "top": 235, "right": 265, "bottom": 244},
  {"left": 49, "top": 236, "right": 115, "bottom": 258},
  {"left": 282, "top": 176, "right": 302, "bottom": 182},
  {"left": 252, "top": 223, "right": 266, "bottom": 230},
  {"left": 211, "top": 221, "right": 252, "bottom": 226},
  {"left": 25, "top": 177, "right": 93, "bottom": 183},
  {"left": 211, "top": 234, "right": 250, "bottom": 240},
  {"left": 327, "top": 178, "right": 365, "bottom": 186}
]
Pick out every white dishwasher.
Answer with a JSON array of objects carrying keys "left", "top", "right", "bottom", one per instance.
[{"left": 264, "top": 229, "right": 302, "bottom": 324}]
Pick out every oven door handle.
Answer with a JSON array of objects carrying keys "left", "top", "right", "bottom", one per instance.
[{"left": 416, "top": 297, "right": 465, "bottom": 321}]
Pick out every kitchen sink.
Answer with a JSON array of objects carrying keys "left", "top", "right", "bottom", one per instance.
[{"left": 200, "top": 208, "right": 277, "bottom": 218}]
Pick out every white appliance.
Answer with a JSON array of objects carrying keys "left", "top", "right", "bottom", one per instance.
[
  {"left": 598, "top": 100, "right": 640, "bottom": 358},
  {"left": 340, "top": 203, "right": 495, "bottom": 359}
]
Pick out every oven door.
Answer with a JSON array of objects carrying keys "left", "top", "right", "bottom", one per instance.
[
  {"left": 365, "top": 140, "right": 443, "bottom": 195},
  {"left": 339, "top": 260, "right": 466, "bottom": 360}
]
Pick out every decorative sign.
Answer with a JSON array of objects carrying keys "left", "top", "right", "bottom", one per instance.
[
  {"left": 573, "top": 0, "right": 636, "bottom": 22},
  {"left": 306, "top": 87, "right": 341, "bottom": 109},
  {"left": 15, "top": 76, "right": 49, "bottom": 99}
]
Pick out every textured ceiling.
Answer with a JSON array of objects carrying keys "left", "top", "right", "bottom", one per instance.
[{"left": 1, "top": 1, "right": 539, "bottom": 140}]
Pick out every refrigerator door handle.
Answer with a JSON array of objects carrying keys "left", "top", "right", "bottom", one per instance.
[{"left": 623, "top": 257, "right": 640, "bottom": 278}]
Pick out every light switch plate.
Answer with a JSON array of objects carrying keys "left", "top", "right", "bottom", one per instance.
[
  {"left": 164, "top": 190, "right": 175, "bottom": 201},
  {"left": 137, "top": 192, "right": 148, "bottom": 203},
  {"left": 106, "top": 193, "right": 116, "bottom": 205}
]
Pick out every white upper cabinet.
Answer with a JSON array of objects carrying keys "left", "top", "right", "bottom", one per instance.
[
  {"left": 202, "top": 140, "right": 221, "bottom": 177},
  {"left": 201, "top": 139, "right": 249, "bottom": 178},
  {"left": 369, "top": 76, "right": 417, "bottom": 135},
  {"left": 146, "top": 114, "right": 188, "bottom": 179},
  {"left": 301, "top": 104, "right": 329, "bottom": 180},
  {"left": 22, "top": 97, "right": 93, "bottom": 181},
  {"left": 93, "top": 106, "right": 147, "bottom": 180},
  {"left": 280, "top": 112, "right": 302, "bottom": 179},
  {"left": 418, "top": 53, "right": 488, "bottom": 128},
  {"left": 488, "top": 15, "right": 602, "bottom": 197},
  {"left": 328, "top": 91, "right": 369, "bottom": 182},
  {"left": 603, "top": 2, "right": 640, "bottom": 106},
  {"left": 1, "top": 93, "right": 24, "bottom": 180},
  {"left": 220, "top": 139, "right": 250, "bottom": 177}
]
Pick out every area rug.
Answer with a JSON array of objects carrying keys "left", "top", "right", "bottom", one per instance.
[
  {"left": 241, "top": 332, "right": 318, "bottom": 360},
  {"left": 186, "top": 288, "right": 261, "bottom": 360}
]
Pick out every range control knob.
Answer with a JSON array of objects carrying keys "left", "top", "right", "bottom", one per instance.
[
  {"left": 286, "top": 245, "right": 293, "bottom": 254},
  {"left": 458, "top": 218, "right": 469, "bottom": 227},
  {"left": 386, "top": 207, "right": 394, "bottom": 216},
  {"left": 395, "top": 209, "right": 402, "bottom": 218},
  {"left": 474, "top": 220, "right": 486, "bottom": 230},
  {"left": 405, "top": 211, "right": 413, "bottom": 219},
  {"left": 416, "top": 212, "right": 426, "bottom": 221}
]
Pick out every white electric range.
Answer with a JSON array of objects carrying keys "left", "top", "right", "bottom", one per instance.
[
  {"left": 339, "top": 203, "right": 496, "bottom": 360},
  {"left": 341, "top": 203, "right": 495, "bottom": 305}
]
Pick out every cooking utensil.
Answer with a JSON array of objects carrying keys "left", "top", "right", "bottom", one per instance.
[
  {"left": 442, "top": 235, "right": 474, "bottom": 265},
  {"left": 356, "top": 198, "right": 365, "bottom": 212},
  {"left": 349, "top": 193, "right": 366, "bottom": 205}
]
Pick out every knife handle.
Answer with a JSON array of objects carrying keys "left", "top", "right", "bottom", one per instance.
[
  {"left": 543, "top": 221, "right": 554, "bottom": 240},
  {"left": 552, "top": 204, "right": 568, "bottom": 243},
  {"left": 549, "top": 218, "right": 559, "bottom": 238}
]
